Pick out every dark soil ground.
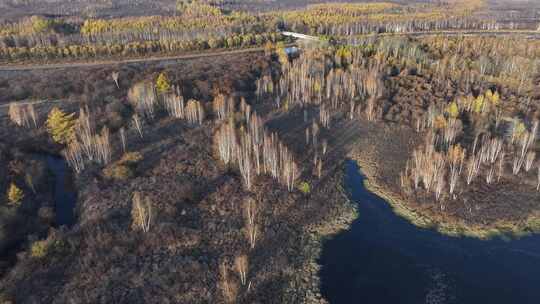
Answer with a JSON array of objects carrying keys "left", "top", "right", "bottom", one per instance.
[
  {"left": 0, "top": 116, "right": 349, "bottom": 303},
  {"left": 0, "top": 52, "right": 354, "bottom": 303},
  {"left": 0, "top": 52, "right": 269, "bottom": 105},
  {"left": 1, "top": 39, "right": 539, "bottom": 303}
]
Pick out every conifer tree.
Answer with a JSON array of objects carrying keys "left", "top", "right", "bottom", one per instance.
[
  {"left": 156, "top": 72, "right": 171, "bottom": 94},
  {"left": 46, "top": 107, "right": 76, "bottom": 144},
  {"left": 7, "top": 183, "right": 24, "bottom": 205}
]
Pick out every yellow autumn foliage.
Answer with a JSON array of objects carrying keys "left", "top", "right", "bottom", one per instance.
[
  {"left": 156, "top": 72, "right": 172, "bottom": 94},
  {"left": 7, "top": 183, "right": 24, "bottom": 205},
  {"left": 46, "top": 107, "right": 76, "bottom": 144}
]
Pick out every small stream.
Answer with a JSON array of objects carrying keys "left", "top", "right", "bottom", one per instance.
[
  {"left": 0, "top": 154, "right": 76, "bottom": 275},
  {"left": 44, "top": 155, "right": 77, "bottom": 227},
  {"left": 27, "top": 153, "right": 77, "bottom": 227},
  {"left": 319, "top": 160, "right": 540, "bottom": 304}
]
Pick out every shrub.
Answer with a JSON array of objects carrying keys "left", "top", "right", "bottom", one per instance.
[
  {"left": 119, "top": 152, "right": 143, "bottom": 164},
  {"left": 103, "top": 152, "right": 143, "bottom": 181},
  {"left": 30, "top": 237, "right": 70, "bottom": 259},
  {"left": 103, "top": 165, "right": 133, "bottom": 181},
  {"left": 30, "top": 16, "right": 53, "bottom": 33},
  {"left": 105, "top": 98, "right": 129, "bottom": 128},
  {"left": 30, "top": 240, "right": 49, "bottom": 258},
  {"left": 49, "top": 239, "right": 70, "bottom": 255},
  {"left": 298, "top": 181, "right": 311, "bottom": 194}
]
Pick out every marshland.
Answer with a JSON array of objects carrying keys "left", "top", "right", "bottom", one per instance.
[{"left": 0, "top": 1, "right": 539, "bottom": 303}]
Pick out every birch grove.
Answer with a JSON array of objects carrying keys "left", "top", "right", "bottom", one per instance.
[
  {"left": 186, "top": 99, "right": 205, "bottom": 125},
  {"left": 401, "top": 104, "right": 539, "bottom": 205},
  {"left": 214, "top": 101, "right": 299, "bottom": 191},
  {"left": 163, "top": 89, "right": 186, "bottom": 119},
  {"left": 257, "top": 47, "right": 385, "bottom": 128},
  {"left": 65, "top": 108, "right": 112, "bottom": 173}
]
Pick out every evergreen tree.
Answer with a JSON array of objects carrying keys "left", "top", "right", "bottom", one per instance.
[
  {"left": 447, "top": 102, "right": 459, "bottom": 118},
  {"left": 7, "top": 183, "right": 24, "bottom": 205},
  {"left": 46, "top": 107, "right": 76, "bottom": 144},
  {"left": 156, "top": 72, "right": 171, "bottom": 94}
]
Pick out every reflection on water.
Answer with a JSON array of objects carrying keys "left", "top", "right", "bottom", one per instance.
[{"left": 319, "top": 160, "right": 540, "bottom": 304}]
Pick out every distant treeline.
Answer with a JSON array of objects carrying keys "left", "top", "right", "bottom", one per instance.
[
  {"left": 1, "top": 0, "right": 536, "bottom": 64},
  {"left": 0, "top": 32, "right": 284, "bottom": 62}
]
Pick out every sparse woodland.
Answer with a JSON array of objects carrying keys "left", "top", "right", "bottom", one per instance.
[
  {"left": 254, "top": 34, "right": 540, "bottom": 229},
  {"left": 0, "top": 44, "right": 351, "bottom": 303},
  {"left": 0, "top": 1, "right": 539, "bottom": 303},
  {"left": 1, "top": 33, "right": 539, "bottom": 303}
]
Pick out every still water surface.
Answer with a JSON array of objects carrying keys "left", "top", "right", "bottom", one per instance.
[{"left": 319, "top": 160, "right": 540, "bottom": 304}]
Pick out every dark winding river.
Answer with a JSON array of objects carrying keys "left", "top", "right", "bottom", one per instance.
[
  {"left": 319, "top": 160, "right": 540, "bottom": 304},
  {"left": 45, "top": 154, "right": 77, "bottom": 227},
  {"left": 0, "top": 155, "right": 76, "bottom": 274},
  {"left": 30, "top": 154, "right": 77, "bottom": 227}
]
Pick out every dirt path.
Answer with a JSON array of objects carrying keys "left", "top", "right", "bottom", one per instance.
[
  {"left": 0, "top": 46, "right": 267, "bottom": 72},
  {"left": 368, "top": 29, "right": 540, "bottom": 38},
  {"left": 0, "top": 99, "right": 64, "bottom": 109},
  {"left": 2, "top": 30, "right": 539, "bottom": 72}
]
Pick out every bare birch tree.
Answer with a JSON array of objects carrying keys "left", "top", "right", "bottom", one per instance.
[
  {"left": 119, "top": 127, "right": 127, "bottom": 153},
  {"left": 8, "top": 103, "right": 30, "bottom": 127},
  {"left": 219, "top": 262, "right": 238, "bottom": 303},
  {"left": 64, "top": 140, "right": 85, "bottom": 173},
  {"left": 525, "top": 151, "right": 536, "bottom": 172},
  {"left": 163, "top": 92, "right": 185, "bottom": 119},
  {"left": 537, "top": 166, "right": 540, "bottom": 191},
  {"left": 132, "top": 114, "right": 143, "bottom": 138},
  {"left": 128, "top": 82, "right": 157, "bottom": 119},
  {"left": 131, "top": 192, "right": 152, "bottom": 233},
  {"left": 28, "top": 103, "right": 38, "bottom": 128},
  {"left": 95, "top": 127, "right": 112, "bottom": 165},
  {"left": 186, "top": 99, "right": 205, "bottom": 125},
  {"left": 235, "top": 255, "right": 248, "bottom": 286},
  {"left": 112, "top": 71, "right": 120, "bottom": 89},
  {"left": 238, "top": 130, "right": 254, "bottom": 190},
  {"left": 243, "top": 198, "right": 258, "bottom": 249}
]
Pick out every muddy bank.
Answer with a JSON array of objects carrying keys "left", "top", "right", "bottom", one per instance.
[{"left": 285, "top": 166, "right": 357, "bottom": 304}]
